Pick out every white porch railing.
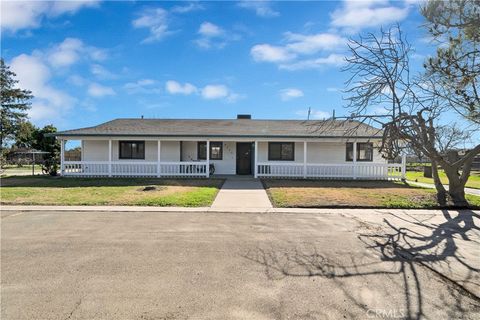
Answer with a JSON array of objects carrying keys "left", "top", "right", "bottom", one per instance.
[
  {"left": 63, "top": 161, "right": 207, "bottom": 177},
  {"left": 258, "top": 163, "right": 304, "bottom": 177},
  {"left": 64, "top": 161, "right": 404, "bottom": 180},
  {"left": 113, "top": 162, "right": 158, "bottom": 176},
  {"left": 257, "top": 162, "right": 404, "bottom": 180},
  {"left": 160, "top": 162, "right": 207, "bottom": 177},
  {"left": 64, "top": 161, "right": 109, "bottom": 176}
]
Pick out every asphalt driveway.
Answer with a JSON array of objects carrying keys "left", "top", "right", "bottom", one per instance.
[{"left": 2, "top": 209, "right": 479, "bottom": 319}]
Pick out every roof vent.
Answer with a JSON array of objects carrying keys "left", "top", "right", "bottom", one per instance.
[{"left": 237, "top": 114, "right": 251, "bottom": 119}]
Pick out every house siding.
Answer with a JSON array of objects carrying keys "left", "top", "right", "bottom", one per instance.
[
  {"left": 83, "top": 140, "right": 109, "bottom": 161},
  {"left": 160, "top": 141, "right": 180, "bottom": 162},
  {"left": 83, "top": 140, "right": 179, "bottom": 162},
  {"left": 258, "top": 141, "right": 384, "bottom": 164},
  {"left": 81, "top": 139, "right": 386, "bottom": 174}
]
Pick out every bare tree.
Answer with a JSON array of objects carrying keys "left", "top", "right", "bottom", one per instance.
[{"left": 341, "top": 24, "right": 479, "bottom": 206}]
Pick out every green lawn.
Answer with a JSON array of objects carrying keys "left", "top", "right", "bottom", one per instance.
[
  {"left": 405, "top": 170, "right": 480, "bottom": 189},
  {"left": 263, "top": 179, "right": 480, "bottom": 209},
  {"left": 1, "top": 176, "right": 224, "bottom": 207}
]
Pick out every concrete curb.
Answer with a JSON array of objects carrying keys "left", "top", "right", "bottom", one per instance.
[
  {"left": 2, "top": 205, "right": 478, "bottom": 215},
  {"left": 1, "top": 205, "right": 211, "bottom": 213}
]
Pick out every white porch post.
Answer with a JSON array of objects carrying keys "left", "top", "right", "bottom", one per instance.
[
  {"left": 254, "top": 140, "right": 258, "bottom": 178},
  {"left": 157, "top": 140, "right": 161, "bottom": 178},
  {"left": 60, "top": 139, "right": 65, "bottom": 175},
  {"left": 108, "top": 139, "right": 112, "bottom": 177},
  {"left": 80, "top": 140, "right": 84, "bottom": 161},
  {"left": 353, "top": 141, "right": 357, "bottom": 180},
  {"left": 303, "top": 141, "right": 307, "bottom": 179},
  {"left": 206, "top": 140, "right": 210, "bottom": 178},
  {"left": 401, "top": 153, "right": 407, "bottom": 180}
]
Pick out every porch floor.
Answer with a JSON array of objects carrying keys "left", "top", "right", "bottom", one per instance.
[
  {"left": 211, "top": 178, "right": 272, "bottom": 210},
  {"left": 212, "top": 174, "right": 254, "bottom": 180}
]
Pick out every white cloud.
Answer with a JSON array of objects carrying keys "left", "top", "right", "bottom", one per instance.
[
  {"left": 279, "top": 88, "right": 304, "bottom": 101},
  {"left": 165, "top": 80, "right": 198, "bottom": 95},
  {"left": 89, "top": 48, "right": 108, "bottom": 61},
  {"left": 90, "top": 64, "right": 117, "bottom": 79},
  {"left": 46, "top": 38, "right": 107, "bottom": 69},
  {"left": 132, "top": 4, "right": 209, "bottom": 44},
  {"left": 249, "top": 1, "right": 412, "bottom": 70},
  {"left": 171, "top": 2, "right": 204, "bottom": 13},
  {"left": 8, "top": 38, "right": 113, "bottom": 123},
  {"left": 68, "top": 75, "right": 88, "bottom": 87},
  {"left": 47, "top": 38, "right": 83, "bottom": 68},
  {"left": 280, "top": 54, "right": 346, "bottom": 71},
  {"left": 201, "top": 84, "right": 243, "bottom": 102},
  {"left": 138, "top": 79, "right": 156, "bottom": 86},
  {"left": 48, "top": 1, "right": 99, "bottom": 16},
  {"left": 194, "top": 21, "right": 238, "bottom": 49},
  {"left": 1, "top": 1, "right": 48, "bottom": 32},
  {"left": 87, "top": 83, "right": 115, "bottom": 97},
  {"left": 284, "top": 32, "right": 346, "bottom": 54},
  {"left": 1, "top": 0, "right": 99, "bottom": 33},
  {"left": 251, "top": 44, "right": 295, "bottom": 62},
  {"left": 132, "top": 8, "right": 171, "bottom": 43},
  {"left": 9, "top": 54, "right": 75, "bottom": 122},
  {"left": 251, "top": 31, "right": 347, "bottom": 70},
  {"left": 124, "top": 79, "right": 160, "bottom": 94},
  {"left": 296, "top": 109, "right": 331, "bottom": 120},
  {"left": 225, "top": 92, "right": 244, "bottom": 103},
  {"left": 165, "top": 80, "right": 242, "bottom": 102},
  {"left": 201, "top": 84, "right": 229, "bottom": 99},
  {"left": 198, "top": 22, "right": 224, "bottom": 37},
  {"left": 331, "top": 0, "right": 410, "bottom": 31},
  {"left": 237, "top": 0, "right": 279, "bottom": 17}
]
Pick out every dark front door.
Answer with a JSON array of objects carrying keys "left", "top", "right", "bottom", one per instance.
[{"left": 236, "top": 142, "right": 252, "bottom": 175}]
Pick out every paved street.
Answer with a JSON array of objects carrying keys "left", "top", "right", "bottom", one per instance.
[{"left": 2, "top": 209, "right": 479, "bottom": 319}]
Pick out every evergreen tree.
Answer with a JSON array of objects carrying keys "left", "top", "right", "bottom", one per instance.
[
  {"left": 0, "top": 58, "right": 33, "bottom": 151},
  {"left": 14, "top": 121, "right": 37, "bottom": 148},
  {"left": 422, "top": 0, "right": 480, "bottom": 123}
]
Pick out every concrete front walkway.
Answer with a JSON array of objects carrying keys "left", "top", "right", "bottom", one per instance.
[{"left": 211, "top": 178, "right": 273, "bottom": 210}]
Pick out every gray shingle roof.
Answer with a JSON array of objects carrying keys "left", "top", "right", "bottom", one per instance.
[{"left": 53, "top": 118, "right": 383, "bottom": 138}]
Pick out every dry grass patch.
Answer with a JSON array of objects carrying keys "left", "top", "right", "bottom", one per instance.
[{"left": 262, "top": 180, "right": 480, "bottom": 208}]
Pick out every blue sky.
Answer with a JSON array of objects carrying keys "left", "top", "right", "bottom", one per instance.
[{"left": 2, "top": 0, "right": 433, "bottom": 131}]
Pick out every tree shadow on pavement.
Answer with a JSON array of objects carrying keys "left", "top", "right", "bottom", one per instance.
[{"left": 243, "top": 209, "right": 480, "bottom": 319}]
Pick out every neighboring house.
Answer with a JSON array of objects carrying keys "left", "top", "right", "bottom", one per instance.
[
  {"left": 52, "top": 115, "right": 406, "bottom": 179},
  {"left": 473, "top": 155, "right": 480, "bottom": 171}
]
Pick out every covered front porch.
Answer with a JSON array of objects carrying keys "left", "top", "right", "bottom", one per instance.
[{"left": 59, "top": 138, "right": 406, "bottom": 180}]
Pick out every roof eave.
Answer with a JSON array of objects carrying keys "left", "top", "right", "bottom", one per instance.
[{"left": 49, "top": 132, "right": 383, "bottom": 139}]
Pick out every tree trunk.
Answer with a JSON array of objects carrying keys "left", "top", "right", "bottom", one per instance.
[
  {"left": 431, "top": 160, "right": 447, "bottom": 205},
  {"left": 443, "top": 166, "right": 469, "bottom": 207}
]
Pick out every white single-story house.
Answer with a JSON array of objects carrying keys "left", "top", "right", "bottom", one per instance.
[{"left": 52, "top": 115, "right": 406, "bottom": 180}]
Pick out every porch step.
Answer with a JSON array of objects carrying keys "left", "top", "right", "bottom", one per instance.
[{"left": 211, "top": 179, "right": 273, "bottom": 209}]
